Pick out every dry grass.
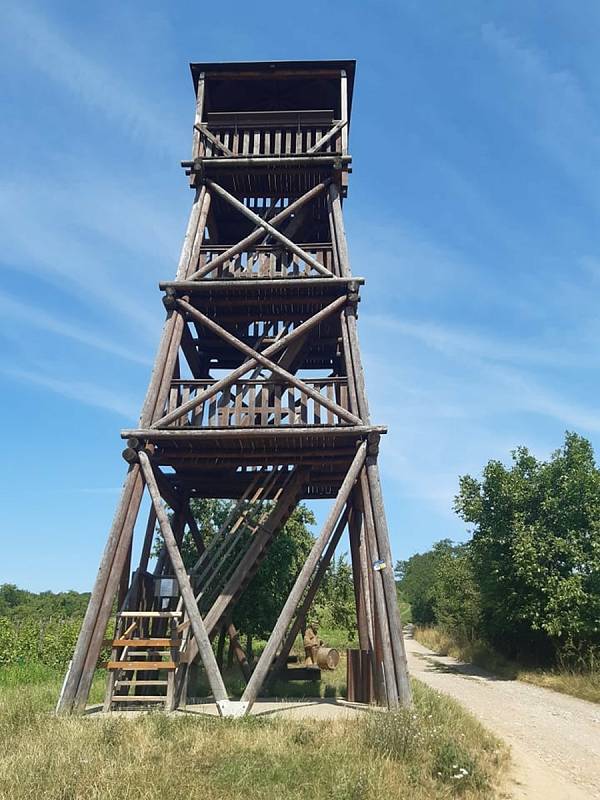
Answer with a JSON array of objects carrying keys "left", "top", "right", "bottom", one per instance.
[
  {"left": 415, "top": 626, "right": 600, "bottom": 705},
  {"left": 0, "top": 665, "right": 508, "bottom": 800}
]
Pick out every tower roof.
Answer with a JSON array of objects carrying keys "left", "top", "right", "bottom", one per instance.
[{"left": 189, "top": 59, "right": 356, "bottom": 119}]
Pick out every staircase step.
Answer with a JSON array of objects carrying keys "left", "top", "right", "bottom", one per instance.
[
  {"left": 115, "top": 680, "right": 168, "bottom": 686},
  {"left": 117, "top": 611, "right": 182, "bottom": 618},
  {"left": 106, "top": 661, "right": 176, "bottom": 671},
  {"left": 111, "top": 696, "right": 167, "bottom": 703},
  {"left": 111, "top": 638, "right": 181, "bottom": 647}
]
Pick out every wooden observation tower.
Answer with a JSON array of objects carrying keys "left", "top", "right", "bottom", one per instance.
[{"left": 57, "top": 60, "right": 411, "bottom": 717}]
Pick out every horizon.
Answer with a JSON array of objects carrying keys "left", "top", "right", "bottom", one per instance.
[{"left": 2, "top": 1, "right": 599, "bottom": 592}]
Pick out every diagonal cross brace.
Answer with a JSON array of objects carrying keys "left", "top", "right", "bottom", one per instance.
[
  {"left": 206, "top": 180, "right": 334, "bottom": 278},
  {"left": 194, "top": 123, "right": 234, "bottom": 157},
  {"left": 176, "top": 299, "right": 361, "bottom": 426},
  {"left": 187, "top": 182, "right": 329, "bottom": 281},
  {"left": 307, "top": 119, "right": 348, "bottom": 154},
  {"left": 151, "top": 294, "right": 351, "bottom": 429}
]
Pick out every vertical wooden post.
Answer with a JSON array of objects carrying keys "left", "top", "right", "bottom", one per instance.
[{"left": 191, "top": 71, "right": 205, "bottom": 160}]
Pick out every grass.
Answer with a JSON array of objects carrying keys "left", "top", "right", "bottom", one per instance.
[
  {"left": 414, "top": 626, "right": 600, "bottom": 705},
  {"left": 0, "top": 662, "right": 509, "bottom": 800}
]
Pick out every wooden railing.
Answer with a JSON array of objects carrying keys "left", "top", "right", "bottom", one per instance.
[
  {"left": 166, "top": 378, "right": 350, "bottom": 428},
  {"left": 196, "top": 110, "right": 342, "bottom": 159},
  {"left": 197, "top": 244, "right": 334, "bottom": 279}
]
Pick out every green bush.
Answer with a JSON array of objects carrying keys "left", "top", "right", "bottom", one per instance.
[{"left": 0, "top": 616, "right": 81, "bottom": 669}]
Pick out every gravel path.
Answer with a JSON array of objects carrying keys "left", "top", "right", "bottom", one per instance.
[{"left": 405, "top": 631, "right": 600, "bottom": 799}]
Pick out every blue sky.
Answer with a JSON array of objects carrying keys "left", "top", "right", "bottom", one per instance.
[{"left": 2, "top": 1, "right": 599, "bottom": 592}]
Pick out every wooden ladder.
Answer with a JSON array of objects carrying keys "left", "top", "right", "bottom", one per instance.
[{"left": 103, "top": 611, "right": 183, "bottom": 711}]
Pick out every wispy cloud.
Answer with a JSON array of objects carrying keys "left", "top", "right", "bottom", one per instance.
[
  {"left": 0, "top": 180, "right": 161, "bottom": 339},
  {"left": 481, "top": 22, "right": 600, "bottom": 206},
  {"left": 3, "top": 366, "right": 139, "bottom": 419},
  {"left": 365, "top": 313, "right": 599, "bottom": 370},
  {"left": 1, "top": 2, "right": 181, "bottom": 158},
  {"left": 0, "top": 292, "right": 152, "bottom": 366}
]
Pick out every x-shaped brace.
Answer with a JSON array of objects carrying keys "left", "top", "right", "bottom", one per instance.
[{"left": 151, "top": 293, "right": 359, "bottom": 429}]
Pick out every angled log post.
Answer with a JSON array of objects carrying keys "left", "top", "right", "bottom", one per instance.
[
  {"left": 184, "top": 188, "right": 212, "bottom": 280},
  {"left": 175, "top": 186, "right": 205, "bottom": 281},
  {"left": 175, "top": 301, "right": 361, "bottom": 426},
  {"left": 205, "top": 180, "right": 334, "bottom": 277},
  {"left": 270, "top": 504, "right": 351, "bottom": 677},
  {"left": 60, "top": 200, "right": 195, "bottom": 712},
  {"left": 365, "top": 443, "right": 411, "bottom": 706},
  {"left": 138, "top": 451, "right": 231, "bottom": 715},
  {"left": 227, "top": 624, "right": 251, "bottom": 681},
  {"left": 187, "top": 181, "right": 329, "bottom": 280},
  {"left": 348, "top": 497, "right": 370, "bottom": 652},
  {"left": 241, "top": 443, "right": 367, "bottom": 712},
  {"left": 358, "top": 469, "right": 398, "bottom": 708},
  {"left": 151, "top": 294, "right": 348, "bottom": 429},
  {"left": 138, "top": 506, "right": 158, "bottom": 574},
  {"left": 57, "top": 465, "right": 144, "bottom": 713}
]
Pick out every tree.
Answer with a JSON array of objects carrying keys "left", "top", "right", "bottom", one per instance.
[
  {"left": 314, "top": 554, "right": 356, "bottom": 639},
  {"left": 455, "top": 432, "right": 600, "bottom": 666},
  {"left": 395, "top": 540, "right": 455, "bottom": 625},
  {"left": 432, "top": 545, "right": 481, "bottom": 641},
  {"left": 156, "top": 500, "right": 317, "bottom": 641}
]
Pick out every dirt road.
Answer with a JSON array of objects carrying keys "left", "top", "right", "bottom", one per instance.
[{"left": 405, "top": 632, "right": 600, "bottom": 799}]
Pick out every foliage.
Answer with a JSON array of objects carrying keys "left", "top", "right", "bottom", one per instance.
[
  {"left": 0, "top": 584, "right": 89, "bottom": 620},
  {"left": 395, "top": 540, "right": 461, "bottom": 626},
  {"left": 313, "top": 554, "right": 357, "bottom": 639},
  {"left": 0, "top": 616, "right": 82, "bottom": 669},
  {"left": 455, "top": 432, "right": 600, "bottom": 666},
  {"left": 155, "top": 499, "right": 357, "bottom": 642},
  {"left": 432, "top": 546, "right": 481, "bottom": 642}
]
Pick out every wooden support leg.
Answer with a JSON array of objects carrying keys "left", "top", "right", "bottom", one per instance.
[
  {"left": 359, "top": 469, "right": 399, "bottom": 708},
  {"left": 365, "top": 453, "right": 411, "bottom": 706},
  {"left": 138, "top": 451, "right": 232, "bottom": 716},
  {"left": 241, "top": 443, "right": 367, "bottom": 713},
  {"left": 348, "top": 498, "right": 370, "bottom": 652},
  {"left": 57, "top": 464, "right": 144, "bottom": 714}
]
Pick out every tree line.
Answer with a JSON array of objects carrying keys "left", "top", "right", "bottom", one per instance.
[
  {"left": 0, "top": 500, "right": 356, "bottom": 669},
  {"left": 397, "top": 432, "right": 600, "bottom": 670}
]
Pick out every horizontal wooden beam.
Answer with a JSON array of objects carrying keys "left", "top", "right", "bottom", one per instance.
[
  {"left": 106, "top": 661, "right": 176, "bottom": 670},
  {"left": 182, "top": 155, "right": 351, "bottom": 169},
  {"left": 160, "top": 277, "right": 364, "bottom": 292},
  {"left": 122, "top": 425, "right": 387, "bottom": 440}
]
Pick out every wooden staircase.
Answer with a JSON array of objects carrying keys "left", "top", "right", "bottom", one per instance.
[
  {"left": 103, "top": 611, "right": 183, "bottom": 711},
  {"left": 102, "top": 467, "right": 305, "bottom": 711}
]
